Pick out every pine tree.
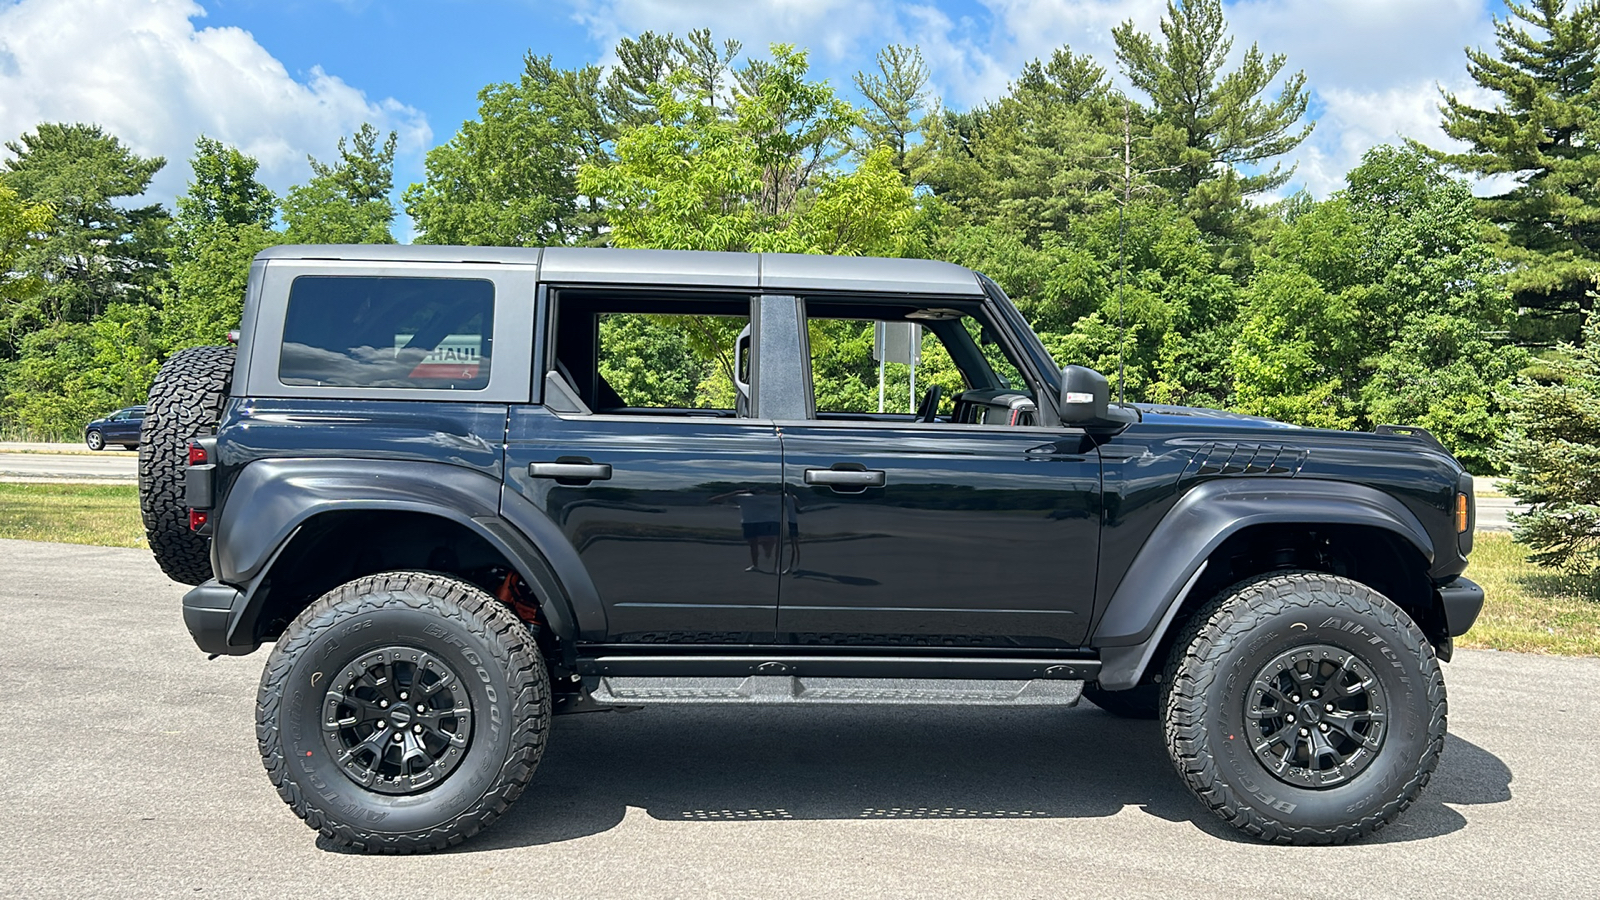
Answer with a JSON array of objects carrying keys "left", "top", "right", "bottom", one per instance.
[
  {"left": 852, "top": 45, "right": 933, "bottom": 182},
  {"left": 1431, "top": 0, "right": 1600, "bottom": 344},
  {"left": 283, "top": 123, "right": 399, "bottom": 245},
  {"left": 1, "top": 123, "right": 168, "bottom": 326},
  {"left": 1112, "top": 0, "right": 1312, "bottom": 240},
  {"left": 1501, "top": 308, "right": 1600, "bottom": 574}
]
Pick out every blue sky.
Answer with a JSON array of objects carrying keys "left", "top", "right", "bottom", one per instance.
[{"left": 0, "top": 0, "right": 1514, "bottom": 238}]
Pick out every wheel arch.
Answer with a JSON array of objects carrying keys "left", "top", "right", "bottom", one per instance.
[
  {"left": 1092, "top": 479, "right": 1440, "bottom": 690},
  {"left": 213, "top": 459, "right": 598, "bottom": 659}
]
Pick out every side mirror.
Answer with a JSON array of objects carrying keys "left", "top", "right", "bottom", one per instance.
[{"left": 1058, "top": 365, "right": 1110, "bottom": 424}]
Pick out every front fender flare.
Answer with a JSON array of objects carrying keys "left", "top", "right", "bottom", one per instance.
[{"left": 1091, "top": 478, "right": 1434, "bottom": 690}]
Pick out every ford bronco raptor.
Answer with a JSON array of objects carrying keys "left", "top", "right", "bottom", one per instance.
[{"left": 142, "top": 245, "right": 1483, "bottom": 852}]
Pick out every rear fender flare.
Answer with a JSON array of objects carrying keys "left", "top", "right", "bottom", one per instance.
[
  {"left": 1091, "top": 478, "right": 1434, "bottom": 690},
  {"left": 215, "top": 459, "right": 597, "bottom": 645}
]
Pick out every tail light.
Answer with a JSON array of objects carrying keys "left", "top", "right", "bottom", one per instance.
[
  {"left": 189, "top": 509, "right": 208, "bottom": 531},
  {"left": 188, "top": 442, "right": 208, "bottom": 465}
]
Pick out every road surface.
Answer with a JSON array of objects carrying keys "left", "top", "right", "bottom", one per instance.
[{"left": 1, "top": 538, "right": 1594, "bottom": 899}]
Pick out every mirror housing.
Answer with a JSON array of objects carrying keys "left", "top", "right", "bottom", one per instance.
[{"left": 1059, "top": 365, "right": 1110, "bottom": 424}]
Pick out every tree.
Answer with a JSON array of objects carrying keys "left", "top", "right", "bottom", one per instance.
[
  {"left": 1430, "top": 0, "right": 1600, "bottom": 344},
  {"left": 1231, "top": 145, "right": 1523, "bottom": 465},
  {"left": 853, "top": 44, "right": 933, "bottom": 182},
  {"left": 405, "top": 55, "right": 609, "bottom": 246},
  {"left": 178, "top": 136, "right": 276, "bottom": 230},
  {"left": 924, "top": 47, "right": 1124, "bottom": 241},
  {"left": 1500, "top": 309, "right": 1600, "bottom": 574},
  {"left": 602, "top": 31, "right": 687, "bottom": 128},
  {"left": 1, "top": 123, "right": 168, "bottom": 329},
  {"left": 162, "top": 137, "right": 283, "bottom": 351},
  {"left": 283, "top": 124, "right": 398, "bottom": 244},
  {"left": 580, "top": 46, "right": 921, "bottom": 257},
  {"left": 1, "top": 303, "right": 163, "bottom": 437},
  {"left": 0, "top": 183, "right": 53, "bottom": 358},
  {"left": 1113, "top": 0, "right": 1312, "bottom": 239}
]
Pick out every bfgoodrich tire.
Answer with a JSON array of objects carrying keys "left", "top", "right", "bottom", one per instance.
[
  {"left": 138, "top": 345, "right": 233, "bottom": 585},
  {"left": 1162, "top": 572, "right": 1446, "bottom": 845},
  {"left": 257, "top": 572, "right": 550, "bottom": 854}
]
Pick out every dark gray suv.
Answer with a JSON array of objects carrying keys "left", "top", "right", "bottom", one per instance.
[{"left": 138, "top": 245, "right": 1482, "bottom": 853}]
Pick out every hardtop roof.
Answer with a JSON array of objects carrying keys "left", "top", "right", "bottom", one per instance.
[{"left": 255, "top": 245, "right": 985, "bottom": 297}]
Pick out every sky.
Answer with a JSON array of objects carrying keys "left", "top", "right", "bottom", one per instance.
[{"left": 0, "top": 0, "right": 1514, "bottom": 240}]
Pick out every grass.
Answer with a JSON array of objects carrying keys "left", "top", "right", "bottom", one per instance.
[
  {"left": 0, "top": 484, "right": 1594, "bottom": 656},
  {"left": 0, "top": 483, "right": 146, "bottom": 548},
  {"left": 1459, "top": 532, "right": 1600, "bottom": 656}
]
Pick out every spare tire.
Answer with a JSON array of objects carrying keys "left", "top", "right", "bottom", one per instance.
[{"left": 139, "top": 345, "right": 235, "bottom": 585}]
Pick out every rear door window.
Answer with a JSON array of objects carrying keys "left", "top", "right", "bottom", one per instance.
[{"left": 278, "top": 276, "right": 494, "bottom": 389}]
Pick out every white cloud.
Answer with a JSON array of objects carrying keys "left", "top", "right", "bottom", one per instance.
[{"left": 0, "top": 0, "right": 429, "bottom": 208}]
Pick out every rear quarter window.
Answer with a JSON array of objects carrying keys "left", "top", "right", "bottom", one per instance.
[{"left": 278, "top": 276, "right": 494, "bottom": 389}]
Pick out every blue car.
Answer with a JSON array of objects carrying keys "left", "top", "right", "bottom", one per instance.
[{"left": 84, "top": 405, "right": 145, "bottom": 451}]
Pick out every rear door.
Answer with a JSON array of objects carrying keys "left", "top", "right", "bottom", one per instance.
[
  {"left": 503, "top": 287, "right": 784, "bottom": 643},
  {"left": 774, "top": 298, "right": 1101, "bottom": 648}
]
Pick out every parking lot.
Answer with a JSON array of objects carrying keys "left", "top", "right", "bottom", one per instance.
[{"left": 3, "top": 537, "right": 1597, "bottom": 899}]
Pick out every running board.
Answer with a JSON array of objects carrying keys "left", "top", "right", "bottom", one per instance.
[{"left": 585, "top": 675, "right": 1085, "bottom": 707}]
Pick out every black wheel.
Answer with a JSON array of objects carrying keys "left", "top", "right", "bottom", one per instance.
[
  {"left": 258, "top": 572, "right": 550, "bottom": 853},
  {"left": 85, "top": 430, "right": 104, "bottom": 451},
  {"left": 1083, "top": 682, "right": 1160, "bottom": 719},
  {"left": 1162, "top": 572, "right": 1446, "bottom": 845},
  {"left": 138, "top": 345, "right": 234, "bottom": 584}
]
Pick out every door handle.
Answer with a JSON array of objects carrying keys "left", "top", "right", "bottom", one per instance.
[
  {"left": 529, "top": 462, "right": 613, "bottom": 481},
  {"left": 804, "top": 468, "right": 886, "bottom": 488}
]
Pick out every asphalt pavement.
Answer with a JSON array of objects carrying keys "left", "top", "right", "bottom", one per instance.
[
  {"left": 2, "top": 538, "right": 1596, "bottom": 899},
  {"left": 0, "top": 442, "right": 137, "bottom": 484}
]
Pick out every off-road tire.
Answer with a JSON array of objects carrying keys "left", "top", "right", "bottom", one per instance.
[
  {"left": 1162, "top": 572, "right": 1446, "bottom": 845},
  {"left": 257, "top": 571, "right": 550, "bottom": 854},
  {"left": 1082, "top": 682, "right": 1160, "bottom": 719},
  {"left": 139, "top": 345, "right": 234, "bottom": 584}
]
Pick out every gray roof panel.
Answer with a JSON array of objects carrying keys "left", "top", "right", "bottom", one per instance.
[
  {"left": 256, "top": 244, "right": 544, "bottom": 265},
  {"left": 255, "top": 245, "right": 985, "bottom": 296},
  {"left": 541, "top": 247, "right": 760, "bottom": 288},
  {"left": 759, "top": 253, "right": 982, "bottom": 297}
]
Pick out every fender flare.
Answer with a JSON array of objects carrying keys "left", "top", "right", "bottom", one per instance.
[
  {"left": 1091, "top": 478, "right": 1434, "bottom": 690},
  {"left": 213, "top": 459, "right": 600, "bottom": 650}
]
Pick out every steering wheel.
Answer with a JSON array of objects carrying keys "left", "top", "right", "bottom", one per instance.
[{"left": 915, "top": 384, "right": 943, "bottom": 423}]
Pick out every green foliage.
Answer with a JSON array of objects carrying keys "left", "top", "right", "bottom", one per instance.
[
  {"left": 405, "top": 55, "right": 608, "bottom": 246},
  {"left": 582, "top": 46, "right": 921, "bottom": 257},
  {"left": 852, "top": 45, "right": 933, "bottom": 182},
  {"left": 1500, "top": 309, "right": 1600, "bottom": 574},
  {"left": 283, "top": 124, "right": 398, "bottom": 244},
  {"left": 1430, "top": 0, "right": 1600, "bottom": 344},
  {"left": 2, "top": 303, "right": 162, "bottom": 435},
  {"left": 1, "top": 123, "right": 168, "bottom": 332},
  {"left": 0, "top": 183, "right": 53, "bottom": 357},
  {"left": 164, "top": 137, "right": 285, "bottom": 351},
  {"left": 1229, "top": 145, "right": 1523, "bottom": 466},
  {"left": 177, "top": 136, "right": 276, "bottom": 230},
  {"left": 1112, "top": 0, "right": 1312, "bottom": 237}
]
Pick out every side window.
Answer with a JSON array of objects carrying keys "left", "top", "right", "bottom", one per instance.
[
  {"left": 804, "top": 302, "right": 1036, "bottom": 425},
  {"left": 279, "top": 276, "right": 494, "bottom": 390},
  {"left": 551, "top": 293, "right": 751, "bottom": 416}
]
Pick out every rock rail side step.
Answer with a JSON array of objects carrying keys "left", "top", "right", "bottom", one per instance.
[{"left": 587, "top": 675, "right": 1084, "bottom": 706}]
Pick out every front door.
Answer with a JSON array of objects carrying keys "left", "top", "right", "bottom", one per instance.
[
  {"left": 777, "top": 425, "right": 1100, "bottom": 647},
  {"left": 775, "top": 298, "right": 1101, "bottom": 648}
]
